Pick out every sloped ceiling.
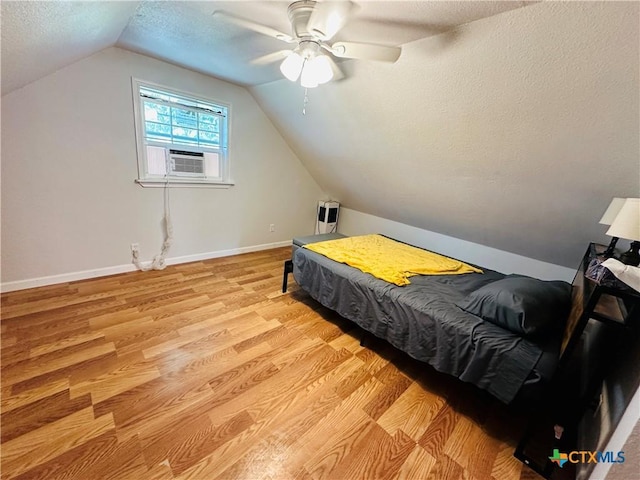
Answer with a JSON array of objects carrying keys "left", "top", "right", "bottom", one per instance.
[
  {"left": 2, "top": 1, "right": 639, "bottom": 268},
  {"left": 0, "top": 1, "right": 140, "bottom": 95},
  {"left": 1, "top": 1, "right": 530, "bottom": 94},
  {"left": 249, "top": 1, "right": 640, "bottom": 267}
]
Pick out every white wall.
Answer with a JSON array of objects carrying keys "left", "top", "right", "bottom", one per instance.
[
  {"left": 588, "top": 377, "right": 640, "bottom": 480},
  {"left": 599, "top": 397, "right": 640, "bottom": 480},
  {"left": 338, "top": 208, "right": 576, "bottom": 281},
  {"left": 1, "top": 47, "right": 324, "bottom": 290}
]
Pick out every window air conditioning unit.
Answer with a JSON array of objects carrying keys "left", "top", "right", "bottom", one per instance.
[
  {"left": 316, "top": 201, "right": 340, "bottom": 234},
  {"left": 168, "top": 149, "right": 205, "bottom": 177}
]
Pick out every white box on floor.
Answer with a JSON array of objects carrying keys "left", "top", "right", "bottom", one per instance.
[{"left": 316, "top": 201, "right": 339, "bottom": 234}]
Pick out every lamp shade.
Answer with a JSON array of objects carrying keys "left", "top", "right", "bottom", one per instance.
[
  {"left": 606, "top": 198, "right": 640, "bottom": 241},
  {"left": 300, "top": 62, "right": 319, "bottom": 88},
  {"left": 307, "top": 55, "right": 334, "bottom": 85},
  {"left": 300, "top": 55, "right": 333, "bottom": 88},
  {"left": 280, "top": 53, "right": 304, "bottom": 82},
  {"left": 599, "top": 197, "right": 626, "bottom": 225}
]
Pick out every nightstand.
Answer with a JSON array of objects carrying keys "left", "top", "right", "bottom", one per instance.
[
  {"left": 560, "top": 243, "right": 639, "bottom": 366},
  {"left": 515, "top": 243, "right": 640, "bottom": 478}
]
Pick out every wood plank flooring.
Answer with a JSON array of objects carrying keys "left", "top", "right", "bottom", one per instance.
[{"left": 1, "top": 247, "right": 544, "bottom": 480}]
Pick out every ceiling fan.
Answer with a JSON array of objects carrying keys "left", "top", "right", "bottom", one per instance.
[{"left": 213, "top": 0, "right": 402, "bottom": 88}]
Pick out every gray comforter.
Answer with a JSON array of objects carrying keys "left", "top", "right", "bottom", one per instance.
[{"left": 293, "top": 247, "right": 553, "bottom": 404}]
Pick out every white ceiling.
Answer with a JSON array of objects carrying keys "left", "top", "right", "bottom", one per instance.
[
  {"left": 249, "top": 1, "right": 640, "bottom": 267},
  {"left": 1, "top": 1, "right": 532, "bottom": 95}
]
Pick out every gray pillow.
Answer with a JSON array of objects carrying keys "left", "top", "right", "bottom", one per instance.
[{"left": 455, "top": 275, "right": 571, "bottom": 337}]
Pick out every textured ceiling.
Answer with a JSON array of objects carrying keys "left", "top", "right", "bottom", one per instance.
[
  {"left": 250, "top": 1, "right": 640, "bottom": 267},
  {"left": 0, "top": 1, "right": 140, "bottom": 95},
  {"left": 1, "top": 0, "right": 532, "bottom": 95}
]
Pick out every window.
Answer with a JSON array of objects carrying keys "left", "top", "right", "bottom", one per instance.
[{"left": 132, "top": 79, "right": 232, "bottom": 187}]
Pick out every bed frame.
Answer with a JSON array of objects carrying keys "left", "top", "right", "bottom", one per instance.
[
  {"left": 283, "top": 234, "right": 597, "bottom": 478},
  {"left": 289, "top": 235, "right": 581, "bottom": 405}
]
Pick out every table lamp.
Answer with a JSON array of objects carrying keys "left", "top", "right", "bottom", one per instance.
[
  {"left": 606, "top": 198, "right": 640, "bottom": 266},
  {"left": 599, "top": 197, "right": 626, "bottom": 257}
]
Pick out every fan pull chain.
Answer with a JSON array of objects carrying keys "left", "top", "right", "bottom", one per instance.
[{"left": 303, "top": 88, "right": 309, "bottom": 115}]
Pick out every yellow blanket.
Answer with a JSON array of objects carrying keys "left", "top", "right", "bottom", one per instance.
[{"left": 304, "top": 234, "right": 482, "bottom": 286}]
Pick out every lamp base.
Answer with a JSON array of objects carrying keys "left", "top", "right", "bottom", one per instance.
[
  {"left": 600, "top": 237, "right": 619, "bottom": 257},
  {"left": 619, "top": 241, "right": 640, "bottom": 267}
]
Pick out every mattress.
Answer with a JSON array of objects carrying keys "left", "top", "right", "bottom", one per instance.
[{"left": 293, "top": 246, "right": 561, "bottom": 405}]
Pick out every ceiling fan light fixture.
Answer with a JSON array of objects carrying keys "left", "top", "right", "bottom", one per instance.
[
  {"left": 311, "top": 55, "right": 334, "bottom": 84},
  {"left": 300, "top": 60, "right": 319, "bottom": 88},
  {"left": 280, "top": 52, "right": 304, "bottom": 82},
  {"left": 218, "top": 1, "right": 402, "bottom": 90},
  {"left": 299, "top": 54, "right": 333, "bottom": 88}
]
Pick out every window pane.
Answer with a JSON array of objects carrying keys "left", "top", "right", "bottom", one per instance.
[
  {"left": 172, "top": 126, "right": 198, "bottom": 138},
  {"left": 143, "top": 101, "right": 170, "bottom": 123},
  {"left": 199, "top": 131, "right": 220, "bottom": 145},
  {"left": 199, "top": 122, "right": 219, "bottom": 133},
  {"left": 198, "top": 113, "right": 218, "bottom": 125},
  {"left": 144, "top": 103, "right": 159, "bottom": 122},
  {"left": 172, "top": 108, "right": 197, "bottom": 129},
  {"left": 172, "top": 127, "right": 198, "bottom": 144},
  {"left": 145, "top": 121, "right": 171, "bottom": 139}
]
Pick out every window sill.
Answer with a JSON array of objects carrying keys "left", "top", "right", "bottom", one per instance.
[{"left": 135, "top": 178, "right": 234, "bottom": 188}]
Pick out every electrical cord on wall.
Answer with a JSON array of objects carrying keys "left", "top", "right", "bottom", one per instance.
[
  {"left": 315, "top": 202, "right": 321, "bottom": 234},
  {"left": 132, "top": 173, "right": 173, "bottom": 271}
]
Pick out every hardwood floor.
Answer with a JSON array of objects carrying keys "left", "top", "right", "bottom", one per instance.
[{"left": 1, "top": 247, "right": 544, "bottom": 480}]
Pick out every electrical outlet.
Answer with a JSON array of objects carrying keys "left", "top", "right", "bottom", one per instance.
[
  {"left": 269, "top": 224, "right": 275, "bottom": 232},
  {"left": 131, "top": 243, "right": 139, "bottom": 253}
]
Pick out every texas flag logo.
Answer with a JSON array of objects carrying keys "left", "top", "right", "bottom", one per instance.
[{"left": 549, "top": 449, "right": 569, "bottom": 468}]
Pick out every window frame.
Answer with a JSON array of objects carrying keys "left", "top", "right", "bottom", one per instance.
[{"left": 132, "top": 78, "right": 233, "bottom": 188}]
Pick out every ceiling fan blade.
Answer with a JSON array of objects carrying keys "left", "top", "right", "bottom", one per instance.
[
  {"left": 251, "top": 50, "right": 292, "bottom": 66},
  {"left": 330, "top": 41, "right": 401, "bottom": 63},
  {"left": 326, "top": 55, "right": 345, "bottom": 82},
  {"left": 212, "top": 10, "right": 295, "bottom": 43},
  {"left": 307, "top": 0, "right": 358, "bottom": 41}
]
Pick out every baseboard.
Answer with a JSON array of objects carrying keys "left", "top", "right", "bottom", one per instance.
[{"left": 1, "top": 240, "right": 292, "bottom": 293}]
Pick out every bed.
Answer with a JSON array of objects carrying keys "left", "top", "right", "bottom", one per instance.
[{"left": 292, "top": 234, "right": 572, "bottom": 406}]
